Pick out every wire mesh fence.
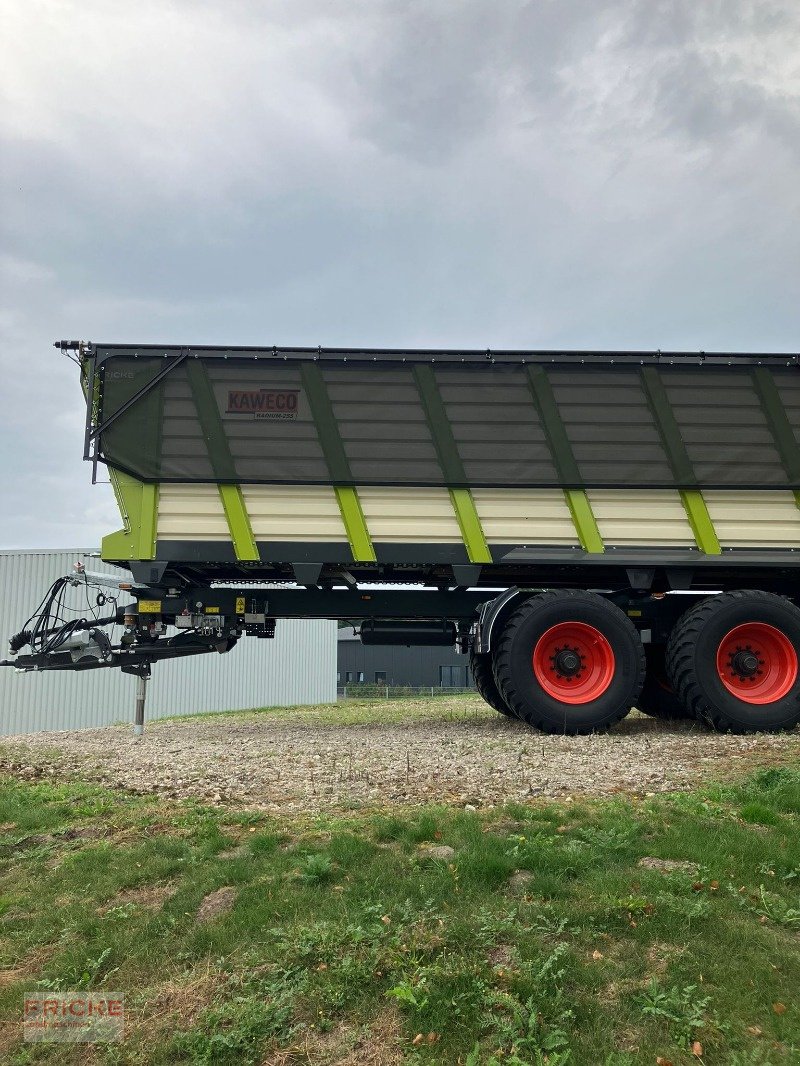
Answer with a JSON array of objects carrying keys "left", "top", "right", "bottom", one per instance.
[{"left": 337, "top": 684, "right": 475, "bottom": 700}]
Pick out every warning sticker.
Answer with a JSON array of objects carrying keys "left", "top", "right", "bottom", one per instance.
[
  {"left": 235, "top": 597, "right": 246, "bottom": 614},
  {"left": 138, "top": 600, "right": 161, "bottom": 614}
]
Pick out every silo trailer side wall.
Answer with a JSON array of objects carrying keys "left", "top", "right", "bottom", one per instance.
[{"left": 84, "top": 346, "right": 800, "bottom": 575}]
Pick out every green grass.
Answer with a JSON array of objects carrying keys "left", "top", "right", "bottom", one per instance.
[
  {"left": 160, "top": 691, "right": 494, "bottom": 728},
  {"left": 0, "top": 767, "right": 797, "bottom": 1064}
]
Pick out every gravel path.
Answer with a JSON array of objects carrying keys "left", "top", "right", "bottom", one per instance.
[{"left": 1, "top": 697, "right": 798, "bottom": 813}]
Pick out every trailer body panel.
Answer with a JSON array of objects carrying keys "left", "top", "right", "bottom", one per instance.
[{"left": 81, "top": 345, "right": 800, "bottom": 580}]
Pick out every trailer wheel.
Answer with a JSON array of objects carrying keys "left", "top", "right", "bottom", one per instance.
[
  {"left": 469, "top": 650, "right": 515, "bottom": 718},
  {"left": 666, "top": 591, "right": 800, "bottom": 733},
  {"left": 636, "top": 645, "right": 693, "bottom": 720},
  {"left": 493, "top": 591, "right": 645, "bottom": 734}
]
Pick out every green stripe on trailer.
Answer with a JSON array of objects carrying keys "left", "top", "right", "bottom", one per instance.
[
  {"left": 449, "top": 489, "right": 493, "bottom": 564},
  {"left": 752, "top": 366, "right": 800, "bottom": 511},
  {"left": 218, "top": 485, "right": 259, "bottom": 562},
  {"left": 680, "top": 489, "right": 722, "bottom": 556},
  {"left": 525, "top": 365, "right": 581, "bottom": 483},
  {"left": 137, "top": 482, "right": 159, "bottom": 560},
  {"left": 413, "top": 364, "right": 467, "bottom": 483},
  {"left": 640, "top": 367, "right": 721, "bottom": 555},
  {"left": 185, "top": 359, "right": 236, "bottom": 471},
  {"left": 334, "top": 486, "right": 376, "bottom": 563},
  {"left": 525, "top": 366, "right": 604, "bottom": 553},
  {"left": 564, "top": 489, "right": 605, "bottom": 554},
  {"left": 102, "top": 470, "right": 159, "bottom": 561},
  {"left": 639, "top": 366, "right": 697, "bottom": 485},
  {"left": 185, "top": 361, "right": 259, "bottom": 561},
  {"left": 299, "top": 363, "right": 352, "bottom": 483},
  {"left": 300, "top": 364, "right": 377, "bottom": 562},
  {"left": 413, "top": 365, "right": 492, "bottom": 564}
]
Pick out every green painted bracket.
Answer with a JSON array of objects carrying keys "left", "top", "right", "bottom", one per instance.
[
  {"left": 525, "top": 366, "right": 604, "bottom": 553},
  {"left": 219, "top": 484, "right": 259, "bottom": 562},
  {"left": 640, "top": 367, "right": 721, "bottom": 554},
  {"left": 680, "top": 489, "right": 722, "bottom": 555},
  {"left": 102, "top": 469, "right": 158, "bottom": 561},
  {"left": 413, "top": 365, "right": 492, "bottom": 564},
  {"left": 449, "top": 489, "right": 493, "bottom": 564},
  {"left": 300, "top": 364, "right": 377, "bottom": 562},
  {"left": 752, "top": 367, "right": 800, "bottom": 510},
  {"left": 334, "top": 486, "right": 376, "bottom": 563},
  {"left": 564, "top": 489, "right": 605, "bottom": 554}
]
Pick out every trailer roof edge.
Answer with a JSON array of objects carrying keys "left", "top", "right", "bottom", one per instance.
[{"left": 74, "top": 343, "right": 800, "bottom": 368}]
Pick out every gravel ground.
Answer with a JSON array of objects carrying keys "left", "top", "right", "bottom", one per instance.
[{"left": 1, "top": 696, "right": 798, "bottom": 813}]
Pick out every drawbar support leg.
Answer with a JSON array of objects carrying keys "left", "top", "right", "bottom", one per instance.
[
  {"left": 133, "top": 675, "right": 147, "bottom": 737},
  {"left": 126, "top": 661, "right": 152, "bottom": 737}
]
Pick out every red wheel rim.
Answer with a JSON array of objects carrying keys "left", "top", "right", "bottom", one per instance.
[
  {"left": 716, "top": 622, "right": 798, "bottom": 704},
  {"left": 532, "top": 622, "right": 616, "bottom": 704}
]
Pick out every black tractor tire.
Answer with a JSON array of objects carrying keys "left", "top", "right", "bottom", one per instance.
[
  {"left": 636, "top": 644, "right": 693, "bottom": 720},
  {"left": 469, "top": 649, "right": 516, "bottom": 718},
  {"left": 492, "top": 590, "right": 645, "bottom": 735},
  {"left": 665, "top": 591, "right": 800, "bottom": 733}
]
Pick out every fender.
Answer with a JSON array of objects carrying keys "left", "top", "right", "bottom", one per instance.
[{"left": 474, "top": 587, "right": 532, "bottom": 654}]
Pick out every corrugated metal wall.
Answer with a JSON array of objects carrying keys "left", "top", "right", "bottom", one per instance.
[{"left": 0, "top": 550, "right": 336, "bottom": 736}]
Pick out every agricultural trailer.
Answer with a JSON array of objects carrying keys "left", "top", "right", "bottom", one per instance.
[{"left": 4, "top": 342, "right": 800, "bottom": 736}]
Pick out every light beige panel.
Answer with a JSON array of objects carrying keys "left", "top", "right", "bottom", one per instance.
[
  {"left": 703, "top": 491, "right": 800, "bottom": 548},
  {"left": 157, "top": 485, "right": 229, "bottom": 541},
  {"left": 358, "top": 487, "right": 462, "bottom": 542},
  {"left": 471, "top": 489, "right": 578, "bottom": 545},
  {"left": 241, "top": 486, "right": 347, "bottom": 542},
  {"left": 588, "top": 489, "right": 695, "bottom": 546}
]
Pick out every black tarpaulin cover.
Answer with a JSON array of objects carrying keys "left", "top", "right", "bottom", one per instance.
[{"left": 89, "top": 347, "right": 800, "bottom": 490}]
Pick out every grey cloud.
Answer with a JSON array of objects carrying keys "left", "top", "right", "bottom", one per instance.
[
  {"left": 614, "top": 1, "right": 800, "bottom": 148},
  {"left": 0, "top": 0, "right": 798, "bottom": 548},
  {"left": 339, "top": 1, "right": 609, "bottom": 163},
  {"left": 341, "top": 0, "right": 800, "bottom": 166}
]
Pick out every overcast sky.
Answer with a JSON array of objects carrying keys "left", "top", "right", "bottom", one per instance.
[{"left": 1, "top": 0, "right": 798, "bottom": 549}]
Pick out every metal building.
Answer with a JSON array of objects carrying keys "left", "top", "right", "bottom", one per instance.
[
  {"left": 337, "top": 628, "right": 474, "bottom": 690},
  {"left": 0, "top": 550, "right": 336, "bottom": 736}
]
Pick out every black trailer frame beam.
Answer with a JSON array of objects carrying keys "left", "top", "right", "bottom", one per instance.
[{"left": 132, "top": 587, "right": 497, "bottom": 622}]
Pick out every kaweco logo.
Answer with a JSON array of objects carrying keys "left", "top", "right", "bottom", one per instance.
[{"left": 226, "top": 389, "right": 299, "bottom": 420}]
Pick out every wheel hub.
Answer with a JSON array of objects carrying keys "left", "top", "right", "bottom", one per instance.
[
  {"left": 716, "top": 622, "right": 798, "bottom": 704},
  {"left": 552, "top": 646, "right": 582, "bottom": 677},
  {"left": 532, "top": 621, "right": 616, "bottom": 704},
  {"left": 728, "top": 647, "right": 761, "bottom": 680}
]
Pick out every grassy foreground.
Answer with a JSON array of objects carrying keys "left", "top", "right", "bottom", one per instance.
[{"left": 0, "top": 767, "right": 798, "bottom": 1065}]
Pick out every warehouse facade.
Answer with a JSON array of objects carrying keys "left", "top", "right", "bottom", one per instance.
[
  {"left": 337, "top": 628, "right": 474, "bottom": 689},
  {"left": 0, "top": 550, "right": 336, "bottom": 735}
]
